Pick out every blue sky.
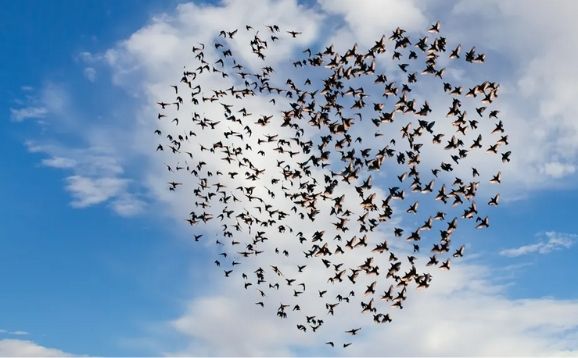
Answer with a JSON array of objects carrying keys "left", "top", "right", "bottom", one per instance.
[
  {"left": 2, "top": 0, "right": 578, "bottom": 356},
  {"left": 1, "top": 1, "right": 203, "bottom": 355}
]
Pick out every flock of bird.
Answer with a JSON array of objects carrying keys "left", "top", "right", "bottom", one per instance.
[{"left": 154, "top": 21, "right": 510, "bottom": 348}]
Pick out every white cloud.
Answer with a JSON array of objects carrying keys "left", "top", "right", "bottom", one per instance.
[
  {"left": 541, "top": 161, "right": 576, "bottom": 179},
  {"left": 319, "top": 0, "right": 427, "bottom": 46},
  {"left": 110, "top": 194, "right": 146, "bottom": 217},
  {"left": 0, "top": 329, "right": 29, "bottom": 336},
  {"left": 83, "top": 67, "right": 97, "bottom": 82},
  {"left": 26, "top": 140, "right": 142, "bottom": 213},
  {"left": 41, "top": 156, "right": 77, "bottom": 169},
  {"left": 0, "top": 339, "right": 72, "bottom": 357},
  {"left": 9, "top": 331, "right": 29, "bottom": 336},
  {"left": 167, "top": 262, "right": 578, "bottom": 356},
  {"left": 9, "top": 106, "right": 48, "bottom": 122},
  {"left": 77, "top": 51, "right": 97, "bottom": 63},
  {"left": 65, "top": 175, "right": 129, "bottom": 208},
  {"left": 39, "top": 82, "right": 70, "bottom": 117},
  {"left": 443, "top": 0, "right": 578, "bottom": 189},
  {"left": 500, "top": 231, "right": 576, "bottom": 257},
  {"left": 170, "top": 295, "right": 298, "bottom": 356},
  {"left": 10, "top": 82, "right": 69, "bottom": 124}
]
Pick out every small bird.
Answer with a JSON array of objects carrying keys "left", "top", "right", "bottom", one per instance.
[
  {"left": 488, "top": 194, "right": 500, "bottom": 206},
  {"left": 476, "top": 216, "right": 490, "bottom": 229},
  {"left": 449, "top": 44, "right": 461, "bottom": 59},
  {"left": 346, "top": 328, "right": 361, "bottom": 335},
  {"left": 428, "top": 21, "right": 441, "bottom": 33},
  {"left": 490, "top": 171, "right": 502, "bottom": 184},
  {"left": 453, "top": 245, "right": 465, "bottom": 258},
  {"left": 287, "top": 30, "right": 302, "bottom": 37}
]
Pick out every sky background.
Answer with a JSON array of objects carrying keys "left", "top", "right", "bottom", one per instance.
[{"left": 2, "top": 0, "right": 578, "bottom": 356}]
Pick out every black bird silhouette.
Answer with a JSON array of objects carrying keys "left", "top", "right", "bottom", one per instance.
[{"left": 155, "top": 22, "right": 509, "bottom": 349}]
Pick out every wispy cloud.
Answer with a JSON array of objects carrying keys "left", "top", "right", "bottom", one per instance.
[
  {"left": 28, "top": 141, "right": 145, "bottom": 216},
  {"left": 9, "top": 331, "right": 29, "bottom": 336},
  {"left": 9, "top": 82, "right": 69, "bottom": 124},
  {"left": 0, "top": 339, "right": 72, "bottom": 357},
  {"left": 41, "top": 156, "right": 77, "bottom": 169},
  {"left": 16, "top": 71, "right": 148, "bottom": 217},
  {"left": 83, "top": 67, "right": 97, "bottom": 82},
  {"left": 500, "top": 231, "right": 576, "bottom": 257},
  {"left": 110, "top": 193, "right": 146, "bottom": 217},
  {"left": 9, "top": 106, "right": 48, "bottom": 122},
  {"left": 0, "top": 329, "right": 28, "bottom": 336},
  {"left": 65, "top": 175, "right": 129, "bottom": 208}
]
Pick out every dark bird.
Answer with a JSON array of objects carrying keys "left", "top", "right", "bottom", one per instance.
[
  {"left": 346, "top": 328, "right": 361, "bottom": 335},
  {"left": 155, "top": 22, "right": 509, "bottom": 348},
  {"left": 287, "top": 30, "right": 302, "bottom": 38}
]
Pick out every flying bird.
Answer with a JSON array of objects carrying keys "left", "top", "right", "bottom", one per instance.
[{"left": 155, "top": 21, "right": 509, "bottom": 349}]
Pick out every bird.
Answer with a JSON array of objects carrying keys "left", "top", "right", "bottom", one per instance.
[
  {"left": 453, "top": 245, "right": 465, "bottom": 258},
  {"left": 155, "top": 21, "right": 510, "bottom": 349},
  {"left": 346, "top": 328, "right": 361, "bottom": 335},
  {"left": 490, "top": 171, "right": 502, "bottom": 184},
  {"left": 488, "top": 194, "right": 500, "bottom": 206},
  {"left": 428, "top": 21, "right": 441, "bottom": 33},
  {"left": 287, "top": 30, "right": 302, "bottom": 38},
  {"left": 449, "top": 44, "right": 461, "bottom": 59},
  {"left": 476, "top": 216, "right": 490, "bottom": 229}
]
